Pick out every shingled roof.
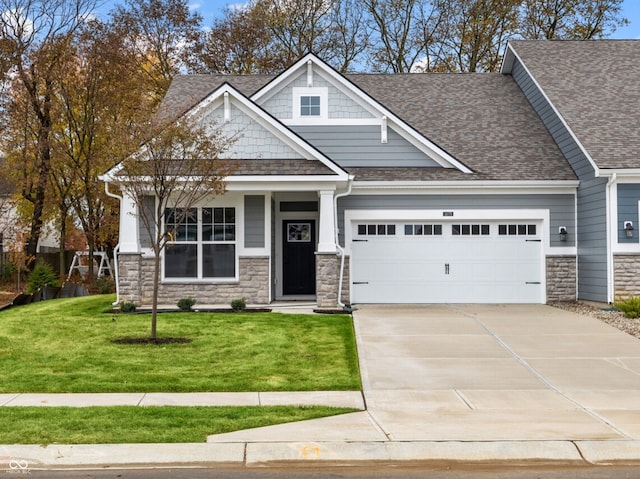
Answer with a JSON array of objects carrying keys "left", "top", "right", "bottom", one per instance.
[
  {"left": 509, "top": 40, "right": 640, "bottom": 171},
  {"left": 160, "top": 67, "right": 576, "bottom": 182}
]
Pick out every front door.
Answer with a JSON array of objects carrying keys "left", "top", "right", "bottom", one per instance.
[{"left": 282, "top": 220, "right": 316, "bottom": 295}]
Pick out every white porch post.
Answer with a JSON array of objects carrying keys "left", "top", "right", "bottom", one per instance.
[
  {"left": 119, "top": 193, "right": 140, "bottom": 253},
  {"left": 317, "top": 190, "right": 337, "bottom": 253}
]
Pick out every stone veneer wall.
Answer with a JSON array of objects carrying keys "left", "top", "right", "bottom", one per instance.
[
  {"left": 118, "top": 253, "right": 142, "bottom": 304},
  {"left": 614, "top": 254, "right": 640, "bottom": 300},
  {"left": 117, "top": 254, "right": 270, "bottom": 306},
  {"left": 316, "top": 253, "right": 339, "bottom": 309},
  {"left": 315, "top": 253, "right": 351, "bottom": 309},
  {"left": 546, "top": 256, "right": 577, "bottom": 302}
]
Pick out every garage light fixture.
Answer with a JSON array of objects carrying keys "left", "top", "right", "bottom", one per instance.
[
  {"left": 559, "top": 226, "right": 568, "bottom": 242},
  {"left": 624, "top": 221, "right": 634, "bottom": 238}
]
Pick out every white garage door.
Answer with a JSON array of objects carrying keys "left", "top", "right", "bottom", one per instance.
[{"left": 351, "top": 221, "right": 543, "bottom": 304}]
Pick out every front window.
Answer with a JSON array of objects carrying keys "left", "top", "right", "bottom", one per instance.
[{"left": 164, "top": 207, "right": 236, "bottom": 279}]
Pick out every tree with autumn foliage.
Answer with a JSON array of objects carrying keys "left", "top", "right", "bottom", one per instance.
[
  {"left": 49, "top": 21, "right": 146, "bottom": 277},
  {"left": 0, "top": 0, "right": 98, "bottom": 258},
  {"left": 110, "top": 0, "right": 203, "bottom": 105}
]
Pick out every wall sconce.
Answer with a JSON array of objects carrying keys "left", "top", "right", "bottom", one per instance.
[
  {"left": 559, "top": 226, "right": 568, "bottom": 242},
  {"left": 624, "top": 221, "right": 634, "bottom": 238}
]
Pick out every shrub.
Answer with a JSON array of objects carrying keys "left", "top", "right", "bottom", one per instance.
[
  {"left": 27, "top": 259, "right": 60, "bottom": 294},
  {"left": 92, "top": 276, "right": 116, "bottom": 294},
  {"left": 177, "top": 297, "right": 196, "bottom": 311},
  {"left": 614, "top": 297, "right": 640, "bottom": 318},
  {"left": 1, "top": 261, "right": 16, "bottom": 282},
  {"left": 120, "top": 301, "right": 137, "bottom": 313},
  {"left": 230, "top": 297, "right": 246, "bottom": 312}
]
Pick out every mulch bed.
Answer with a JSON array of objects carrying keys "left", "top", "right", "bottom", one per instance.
[{"left": 112, "top": 337, "right": 193, "bottom": 345}]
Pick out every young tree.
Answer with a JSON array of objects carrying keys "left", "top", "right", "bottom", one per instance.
[{"left": 104, "top": 116, "right": 234, "bottom": 340}]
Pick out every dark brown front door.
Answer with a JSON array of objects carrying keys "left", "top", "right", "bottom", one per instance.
[{"left": 282, "top": 220, "right": 316, "bottom": 295}]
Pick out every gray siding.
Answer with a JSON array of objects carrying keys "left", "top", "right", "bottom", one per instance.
[
  {"left": 291, "top": 125, "right": 439, "bottom": 167},
  {"left": 337, "top": 194, "right": 575, "bottom": 247},
  {"left": 261, "top": 71, "right": 374, "bottom": 120},
  {"left": 512, "top": 58, "right": 607, "bottom": 302},
  {"left": 244, "top": 195, "right": 265, "bottom": 248},
  {"left": 617, "top": 184, "right": 640, "bottom": 243},
  {"left": 205, "top": 105, "right": 303, "bottom": 159},
  {"left": 139, "top": 196, "right": 155, "bottom": 249}
]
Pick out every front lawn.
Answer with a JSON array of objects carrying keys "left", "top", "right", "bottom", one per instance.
[
  {"left": 0, "top": 295, "right": 360, "bottom": 393},
  {"left": 0, "top": 406, "right": 355, "bottom": 444}
]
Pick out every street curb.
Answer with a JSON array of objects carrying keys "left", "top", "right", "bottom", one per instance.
[
  {"left": 7, "top": 440, "right": 640, "bottom": 469},
  {"left": 245, "top": 440, "right": 584, "bottom": 466}
]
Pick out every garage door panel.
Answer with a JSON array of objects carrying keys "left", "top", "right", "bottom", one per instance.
[{"left": 351, "top": 221, "right": 543, "bottom": 304}]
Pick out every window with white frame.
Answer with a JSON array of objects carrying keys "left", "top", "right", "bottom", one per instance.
[
  {"left": 292, "top": 87, "right": 328, "bottom": 121},
  {"left": 164, "top": 207, "right": 236, "bottom": 279}
]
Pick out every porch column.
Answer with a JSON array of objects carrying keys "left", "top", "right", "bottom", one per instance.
[
  {"left": 119, "top": 193, "right": 140, "bottom": 253},
  {"left": 317, "top": 190, "right": 337, "bottom": 253}
]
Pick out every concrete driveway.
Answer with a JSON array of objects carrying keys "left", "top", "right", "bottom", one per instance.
[
  {"left": 209, "top": 303, "right": 640, "bottom": 444},
  {"left": 356, "top": 304, "right": 640, "bottom": 441}
]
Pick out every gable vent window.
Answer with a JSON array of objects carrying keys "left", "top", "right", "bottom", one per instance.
[
  {"left": 498, "top": 224, "right": 537, "bottom": 236},
  {"left": 404, "top": 224, "right": 443, "bottom": 236},
  {"left": 452, "top": 224, "right": 490, "bottom": 236},
  {"left": 300, "top": 95, "right": 321, "bottom": 116},
  {"left": 357, "top": 224, "right": 396, "bottom": 236}
]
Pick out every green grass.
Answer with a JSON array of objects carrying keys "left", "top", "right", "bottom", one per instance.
[
  {"left": 0, "top": 406, "right": 356, "bottom": 444},
  {"left": 0, "top": 295, "right": 361, "bottom": 393}
]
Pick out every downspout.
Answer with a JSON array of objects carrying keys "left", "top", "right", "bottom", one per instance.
[
  {"left": 334, "top": 175, "right": 354, "bottom": 309},
  {"left": 606, "top": 172, "right": 617, "bottom": 303},
  {"left": 104, "top": 181, "right": 122, "bottom": 306}
]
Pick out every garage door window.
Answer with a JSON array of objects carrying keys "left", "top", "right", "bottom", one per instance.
[
  {"left": 498, "top": 224, "right": 537, "bottom": 236},
  {"left": 452, "top": 224, "right": 490, "bottom": 236},
  {"left": 357, "top": 224, "right": 396, "bottom": 236},
  {"left": 404, "top": 224, "right": 443, "bottom": 236}
]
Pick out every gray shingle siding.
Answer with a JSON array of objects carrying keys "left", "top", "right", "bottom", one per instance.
[
  {"left": 511, "top": 57, "right": 607, "bottom": 302},
  {"left": 337, "top": 194, "right": 575, "bottom": 248},
  {"left": 244, "top": 195, "right": 265, "bottom": 248},
  {"left": 617, "top": 184, "right": 640, "bottom": 243},
  {"left": 290, "top": 125, "right": 439, "bottom": 168}
]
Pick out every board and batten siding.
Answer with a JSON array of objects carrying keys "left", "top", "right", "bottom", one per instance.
[
  {"left": 244, "top": 195, "right": 265, "bottom": 248},
  {"left": 617, "top": 184, "right": 640, "bottom": 244},
  {"left": 291, "top": 125, "right": 439, "bottom": 168},
  {"left": 337, "top": 194, "right": 575, "bottom": 247},
  {"left": 511, "top": 58, "right": 607, "bottom": 302}
]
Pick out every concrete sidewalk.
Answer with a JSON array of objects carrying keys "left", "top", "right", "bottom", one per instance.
[
  {"left": 0, "top": 391, "right": 364, "bottom": 408},
  {"left": 4, "top": 304, "right": 640, "bottom": 469}
]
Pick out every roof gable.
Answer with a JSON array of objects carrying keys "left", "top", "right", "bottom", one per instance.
[
  {"left": 503, "top": 40, "right": 640, "bottom": 171},
  {"left": 187, "top": 82, "right": 348, "bottom": 178},
  {"left": 252, "top": 53, "right": 473, "bottom": 173}
]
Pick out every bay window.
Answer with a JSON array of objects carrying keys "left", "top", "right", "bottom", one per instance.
[{"left": 164, "top": 207, "right": 236, "bottom": 279}]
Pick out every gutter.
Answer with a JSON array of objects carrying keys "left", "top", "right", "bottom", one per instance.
[
  {"left": 104, "top": 181, "right": 122, "bottom": 306},
  {"left": 606, "top": 173, "right": 617, "bottom": 303},
  {"left": 334, "top": 175, "right": 354, "bottom": 309}
]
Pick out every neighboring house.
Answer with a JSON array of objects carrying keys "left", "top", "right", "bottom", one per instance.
[
  {"left": 502, "top": 40, "right": 640, "bottom": 303},
  {"left": 103, "top": 40, "right": 639, "bottom": 308}
]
